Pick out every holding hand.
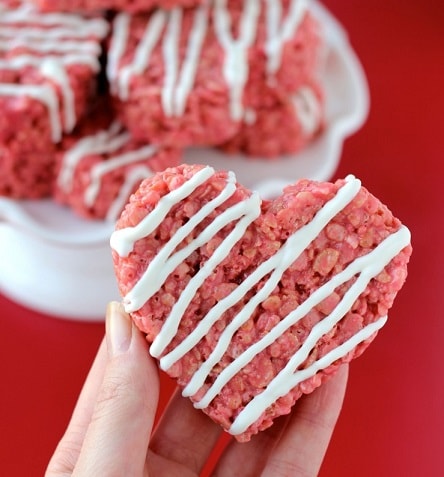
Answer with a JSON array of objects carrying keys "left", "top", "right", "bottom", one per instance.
[{"left": 46, "top": 302, "right": 348, "bottom": 477}]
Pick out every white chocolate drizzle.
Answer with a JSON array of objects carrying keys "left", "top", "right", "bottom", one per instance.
[
  {"left": 0, "top": 83, "right": 62, "bottom": 142},
  {"left": 0, "top": 4, "right": 108, "bottom": 33},
  {"left": 108, "top": 0, "right": 310, "bottom": 121},
  {"left": 264, "top": 0, "right": 309, "bottom": 74},
  {"left": 58, "top": 121, "right": 158, "bottom": 220},
  {"left": 106, "top": 12, "right": 131, "bottom": 92},
  {"left": 107, "top": 166, "right": 154, "bottom": 222},
  {"left": 40, "top": 58, "right": 76, "bottom": 133},
  {"left": 0, "top": 37, "right": 101, "bottom": 56},
  {"left": 162, "top": 5, "right": 209, "bottom": 116},
  {"left": 163, "top": 175, "right": 361, "bottom": 379},
  {"left": 111, "top": 165, "right": 215, "bottom": 256},
  {"left": 150, "top": 192, "right": 261, "bottom": 357},
  {"left": 212, "top": 0, "right": 261, "bottom": 120},
  {"left": 193, "top": 225, "right": 409, "bottom": 413},
  {"left": 293, "top": 85, "right": 321, "bottom": 135},
  {"left": 0, "top": 54, "right": 101, "bottom": 73},
  {"left": 0, "top": 2, "right": 108, "bottom": 142},
  {"left": 113, "top": 10, "right": 167, "bottom": 100},
  {"left": 84, "top": 144, "right": 158, "bottom": 207},
  {"left": 229, "top": 314, "right": 388, "bottom": 435},
  {"left": 111, "top": 169, "right": 411, "bottom": 436},
  {"left": 111, "top": 166, "right": 261, "bottom": 313},
  {"left": 58, "top": 121, "right": 127, "bottom": 191}
]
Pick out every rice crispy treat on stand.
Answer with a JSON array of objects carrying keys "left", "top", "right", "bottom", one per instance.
[
  {"left": 31, "top": 0, "right": 204, "bottom": 14},
  {"left": 54, "top": 114, "right": 181, "bottom": 221},
  {"left": 111, "top": 164, "right": 412, "bottom": 442},
  {"left": 0, "top": 1, "right": 108, "bottom": 198},
  {"left": 0, "top": 147, "right": 58, "bottom": 198},
  {"left": 107, "top": 0, "right": 322, "bottom": 149}
]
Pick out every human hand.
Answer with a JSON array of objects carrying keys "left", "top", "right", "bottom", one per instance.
[{"left": 46, "top": 301, "right": 348, "bottom": 477}]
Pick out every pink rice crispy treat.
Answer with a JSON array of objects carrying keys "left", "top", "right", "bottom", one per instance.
[
  {"left": 221, "top": 78, "right": 324, "bottom": 158},
  {"left": 54, "top": 105, "right": 181, "bottom": 220},
  {"left": 0, "top": 147, "right": 56, "bottom": 198},
  {"left": 31, "top": 0, "right": 204, "bottom": 14},
  {"left": 0, "top": 0, "right": 21, "bottom": 6},
  {"left": 111, "top": 164, "right": 412, "bottom": 442},
  {"left": 107, "top": 0, "right": 322, "bottom": 149},
  {"left": 0, "top": 1, "right": 109, "bottom": 197}
]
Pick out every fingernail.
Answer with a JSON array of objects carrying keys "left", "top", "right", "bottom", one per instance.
[{"left": 106, "top": 301, "right": 132, "bottom": 356}]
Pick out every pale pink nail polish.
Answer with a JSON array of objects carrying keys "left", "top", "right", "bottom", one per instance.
[{"left": 106, "top": 301, "right": 132, "bottom": 356}]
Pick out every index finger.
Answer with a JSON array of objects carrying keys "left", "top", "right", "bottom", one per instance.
[{"left": 73, "top": 302, "right": 159, "bottom": 476}]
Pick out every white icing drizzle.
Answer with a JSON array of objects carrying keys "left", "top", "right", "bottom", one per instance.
[
  {"left": 58, "top": 121, "right": 128, "bottom": 192},
  {"left": 293, "top": 85, "right": 321, "bottom": 135},
  {"left": 0, "top": 24, "right": 106, "bottom": 39},
  {"left": 84, "top": 144, "right": 158, "bottom": 207},
  {"left": 106, "top": 13, "right": 131, "bottom": 92},
  {"left": 110, "top": 165, "right": 216, "bottom": 257},
  {"left": 112, "top": 169, "right": 411, "bottom": 436},
  {"left": 0, "top": 2, "right": 108, "bottom": 143},
  {"left": 162, "top": 4, "right": 209, "bottom": 117},
  {"left": 229, "top": 315, "right": 388, "bottom": 435},
  {"left": 212, "top": 0, "right": 260, "bottom": 121},
  {"left": 106, "top": 166, "right": 153, "bottom": 222},
  {"left": 40, "top": 58, "right": 76, "bottom": 133},
  {"left": 108, "top": 0, "right": 310, "bottom": 122},
  {"left": 112, "top": 4, "right": 209, "bottom": 114},
  {"left": 162, "top": 8, "right": 183, "bottom": 116},
  {"left": 0, "top": 36, "right": 100, "bottom": 58},
  {"left": 115, "top": 10, "right": 167, "bottom": 100},
  {"left": 0, "top": 54, "right": 100, "bottom": 73},
  {"left": 191, "top": 225, "right": 410, "bottom": 411},
  {"left": 58, "top": 121, "right": 158, "bottom": 217},
  {"left": 150, "top": 191, "right": 261, "bottom": 357},
  {"left": 0, "top": 6, "right": 108, "bottom": 35},
  {"left": 264, "top": 0, "right": 309, "bottom": 74},
  {"left": 0, "top": 38, "right": 101, "bottom": 56},
  {"left": 0, "top": 83, "right": 62, "bottom": 142},
  {"left": 115, "top": 171, "right": 262, "bottom": 314},
  {"left": 175, "top": 175, "right": 361, "bottom": 395}
]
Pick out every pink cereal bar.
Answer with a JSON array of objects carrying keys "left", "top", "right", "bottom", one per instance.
[
  {"left": 107, "top": 0, "right": 322, "bottom": 149},
  {"left": 0, "top": 1, "right": 108, "bottom": 197},
  {"left": 54, "top": 109, "right": 181, "bottom": 221},
  {"left": 111, "top": 164, "right": 412, "bottom": 442},
  {"left": 31, "top": 0, "right": 204, "bottom": 14},
  {"left": 221, "top": 78, "right": 324, "bottom": 158},
  {"left": 0, "top": 147, "right": 56, "bottom": 198}
]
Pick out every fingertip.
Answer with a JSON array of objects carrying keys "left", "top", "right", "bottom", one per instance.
[
  {"left": 73, "top": 304, "right": 159, "bottom": 475},
  {"left": 106, "top": 301, "right": 132, "bottom": 357},
  {"left": 105, "top": 300, "right": 159, "bottom": 389}
]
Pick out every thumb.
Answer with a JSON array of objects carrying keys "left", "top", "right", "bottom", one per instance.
[{"left": 73, "top": 302, "right": 159, "bottom": 476}]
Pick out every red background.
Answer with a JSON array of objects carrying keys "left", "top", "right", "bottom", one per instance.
[{"left": 1, "top": 1, "right": 443, "bottom": 475}]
